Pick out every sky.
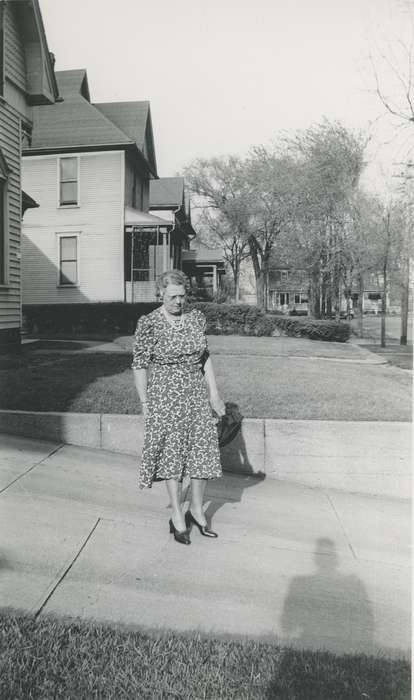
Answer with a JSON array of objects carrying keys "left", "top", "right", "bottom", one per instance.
[{"left": 39, "top": 0, "right": 412, "bottom": 193}]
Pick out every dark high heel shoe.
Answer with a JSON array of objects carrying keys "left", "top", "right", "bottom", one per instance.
[
  {"left": 185, "top": 511, "right": 218, "bottom": 538},
  {"left": 169, "top": 518, "right": 191, "bottom": 545}
]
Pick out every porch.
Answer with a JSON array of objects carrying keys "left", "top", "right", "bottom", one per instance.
[
  {"left": 182, "top": 249, "right": 225, "bottom": 300},
  {"left": 124, "top": 207, "right": 177, "bottom": 303}
]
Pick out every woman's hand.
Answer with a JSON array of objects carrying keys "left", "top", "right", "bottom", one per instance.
[
  {"left": 141, "top": 402, "right": 149, "bottom": 419},
  {"left": 210, "top": 393, "right": 226, "bottom": 417}
]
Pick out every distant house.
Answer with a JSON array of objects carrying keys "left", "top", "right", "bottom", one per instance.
[
  {"left": 149, "top": 177, "right": 226, "bottom": 297},
  {"left": 268, "top": 267, "right": 407, "bottom": 316},
  {"left": 22, "top": 69, "right": 182, "bottom": 306},
  {"left": 0, "top": 0, "right": 58, "bottom": 353},
  {"left": 182, "top": 245, "right": 226, "bottom": 299},
  {"left": 149, "top": 176, "right": 196, "bottom": 269},
  {"left": 268, "top": 268, "right": 310, "bottom": 313}
]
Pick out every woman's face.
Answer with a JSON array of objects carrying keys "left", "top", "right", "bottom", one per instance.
[{"left": 162, "top": 283, "right": 186, "bottom": 315}]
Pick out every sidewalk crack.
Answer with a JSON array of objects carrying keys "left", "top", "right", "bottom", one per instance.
[
  {"left": 35, "top": 517, "right": 101, "bottom": 619},
  {"left": 324, "top": 491, "right": 357, "bottom": 560},
  {"left": 0, "top": 443, "right": 65, "bottom": 494}
]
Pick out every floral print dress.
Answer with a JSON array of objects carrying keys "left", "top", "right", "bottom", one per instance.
[{"left": 132, "top": 308, "right": 222, "bottom": 489}]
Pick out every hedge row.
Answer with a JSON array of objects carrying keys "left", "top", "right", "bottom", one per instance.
[
  {"left": 22, "top": 303, "right": 161, "bottom": 336},
  {"left": 191, "top": 302, "right": 351, "bottom": 342},
  {"left": 23, "top": 302, "right": 351, "bottom": 343}
]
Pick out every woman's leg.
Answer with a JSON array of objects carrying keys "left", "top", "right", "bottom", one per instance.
[
  {"left": 166, "top": 479, "right": 186, "bottom": 531},
  {"left": 190, "top": 478, "right": 207, "bottom": 526}
]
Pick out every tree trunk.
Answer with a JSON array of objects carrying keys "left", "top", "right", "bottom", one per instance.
[
  {"left": 256, "top": 272, "right": 266, "bottom": 310},
  {"left": 309, "top": 266, "right": 320, "bottom": 318},
  {"left": 358, "top": 274, "right": 364, "bottom": 338},
  {"left": 400, "top": 258, "right": 409, "bottom": 346},
  {"left": 234, "top": 268, "right": 240, "bottom": 304},
  {"left": 248, "top": 236, "right": 265, "bottom": 309},
  {"left": 381, "top": 264, "right": 387, "bottom": 348}
]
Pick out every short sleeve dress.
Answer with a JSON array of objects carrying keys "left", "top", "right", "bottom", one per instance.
[{"left": 132, "top": 308, "right": 222, "bottom": 489}]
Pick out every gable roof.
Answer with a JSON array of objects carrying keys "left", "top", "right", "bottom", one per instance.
[
  {"left": 26, "top": 70, "right": 157, "bottom": 175},
  {"left": 11, "top": 0, "right": 59, "bottom": 104},
  {"left": 55, "top": 69, "right": 91, "bottom": 101},
  {"left": 29, "top": 70, "right": 133, "bottom": 151},
  {"left": 95, "top": 101, "right": 157, "bottom": 176},
  {"left": 149, "top": 177, "right": 185, "bottom": 208}
]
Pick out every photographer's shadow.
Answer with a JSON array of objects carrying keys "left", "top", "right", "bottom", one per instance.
[{"left": 279, "top": 538, "right": 375, "bottom": 655}]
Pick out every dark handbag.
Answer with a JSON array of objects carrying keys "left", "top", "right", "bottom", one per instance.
[{"left": 215, "top": 402, "right": 243, "bottom": 448}]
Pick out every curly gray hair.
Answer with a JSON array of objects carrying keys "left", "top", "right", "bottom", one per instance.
[{"left": 156, "top": 269, "right": 188, "bottom": 294}]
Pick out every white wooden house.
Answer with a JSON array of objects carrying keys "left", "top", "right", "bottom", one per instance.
[
  {"left": 22, "top": 70, "right": 187, "bottom": 306},
  {"left": 0, "top": 0, "right": 58, "bottom": 353}
]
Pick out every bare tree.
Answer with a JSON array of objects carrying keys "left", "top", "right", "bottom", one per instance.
[
  {"left": 244, "top": 147, "right": 299, "bottom": 309},
  {"left": 368, "top": 2, "right": 414, "bottom": 132},
  {"left": 368, "top": 7, "right": 414, "bottom": 342},
  {"left": 183, "top": 157, "right": 251, "bottom": 302},
  {"left": 285, "top": 122, "right": 367, "bottom": 319}
]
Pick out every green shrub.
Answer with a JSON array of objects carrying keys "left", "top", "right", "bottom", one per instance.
[
  {"left": 22, "top": 302, "right": 351, "bottom": 343},
  {"left": 273, "top": 316, "right": 351, "bottom": 342},
  {"left": 23, "top": 302, "right": 160, "bottom": 337},
  {"left": 189, "top": 302, "right": 351, "bottom": 342}
]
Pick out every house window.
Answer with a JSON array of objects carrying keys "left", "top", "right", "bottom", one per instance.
[
  {"left": 0, "top": 149, "right": 10, "bottom": 285},
  {"left": 294, "top": 293, "right": 300, "bottom": 304},
  {"left": 281, "top": 270, "right": 289, "bottom": 281},
  {"left": 59, "top": 157, "right": 79, "bottom": 206},
  {"left": 59, "top": 235, "right": 78, "bottom": 285}
]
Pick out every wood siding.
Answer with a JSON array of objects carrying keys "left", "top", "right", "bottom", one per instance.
[
  {"left": 124, "top": 153, "right": 147, "bottom": 211},
  {"left": 0, "top": 101, "right": 22, "bottom": 329},
  {"left": 4, "top": 3, "right": 26, "bottom": 93},
  {"left": 22, "top": 151, "right": 125, "bottom": 304}
]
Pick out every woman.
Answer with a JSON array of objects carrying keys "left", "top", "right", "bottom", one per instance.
[{"left": 132, "top": 269, "right": 225, "bottom": 545}]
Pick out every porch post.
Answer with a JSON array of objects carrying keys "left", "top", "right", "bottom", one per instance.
[
  {"left": 212, "top": 265, "right": 217, "bottom": 294},
  {"left": 130, "top": 229, "right": 134, "bottom": 304},
  {"left": 163, "top": 230, "right": 168, "bottom": 272}
]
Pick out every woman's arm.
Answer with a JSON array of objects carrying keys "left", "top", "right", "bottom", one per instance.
[
  {"left": 133, "top": 368, "right": 148, "bottom": 417},
  {"left": 203, "top": 356, "right": 225, "bottom": 417}
]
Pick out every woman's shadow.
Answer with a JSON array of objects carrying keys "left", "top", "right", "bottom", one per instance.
[{"left": 204, "top": 404, "right": 266, "bottom": 526}]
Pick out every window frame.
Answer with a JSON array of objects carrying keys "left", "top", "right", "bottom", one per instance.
[
  {"left": 57, "top": 156, "right": 80, "bottom": 208},
  {"left": 56, "top": 232, "right": 80, "bottom": 288},
  {"left": 0, "top": 174, "right": 9, "bottom": 287}
]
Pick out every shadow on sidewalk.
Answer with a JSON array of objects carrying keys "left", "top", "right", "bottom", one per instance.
[
  {"left": 204, "top": 422, "right": 266, "bottom": 528},
  {"left": 278, "top": 538, "right": 374, "bottom": 656}
]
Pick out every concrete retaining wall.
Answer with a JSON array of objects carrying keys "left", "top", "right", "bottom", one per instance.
[{"left": 0, "top": 410, "right": 411, "bottom": 499}]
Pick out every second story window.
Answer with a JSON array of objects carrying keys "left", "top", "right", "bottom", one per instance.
[{"left": 59, "top": 157, "right": 79, "bottom": 206}]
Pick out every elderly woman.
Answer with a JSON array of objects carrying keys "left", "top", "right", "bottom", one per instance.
[{"left": 132, "top": 269, "right": 225, "bottom": 545}]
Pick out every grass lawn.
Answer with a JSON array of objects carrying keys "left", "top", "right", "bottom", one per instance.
[
  {"left": 359, "top": 344, "right": 413, "bottom": 370},
  {"left": 350, "top": 314, "right": 413, "bottom": 343},
  {"left": 0, "top": 337, "right": 411, "bottom": 420},
  {"left": 0, "top": 613, "right": 410, "bottom": 700}
]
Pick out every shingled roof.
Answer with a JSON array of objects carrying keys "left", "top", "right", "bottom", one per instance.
[
  {"left": 26, "top": 70, "right": 157, "bottom": 175},
  {"left": 149, "top": 177, "right": 185, "bottom": 208},
  {"left": 182, "top": 248, "right": 224, "bottom": 264},
  {"left": 94, "top": 101, "right": 156, "bottom": 175}
]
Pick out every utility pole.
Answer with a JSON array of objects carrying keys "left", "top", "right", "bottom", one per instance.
[{"left": 400, "top": 257, "right": 410, "bottom": 345}]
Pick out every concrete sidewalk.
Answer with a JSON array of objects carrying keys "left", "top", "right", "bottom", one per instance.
[{"left": 0, "top": 433, "right": 410, "bottom": 659}]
